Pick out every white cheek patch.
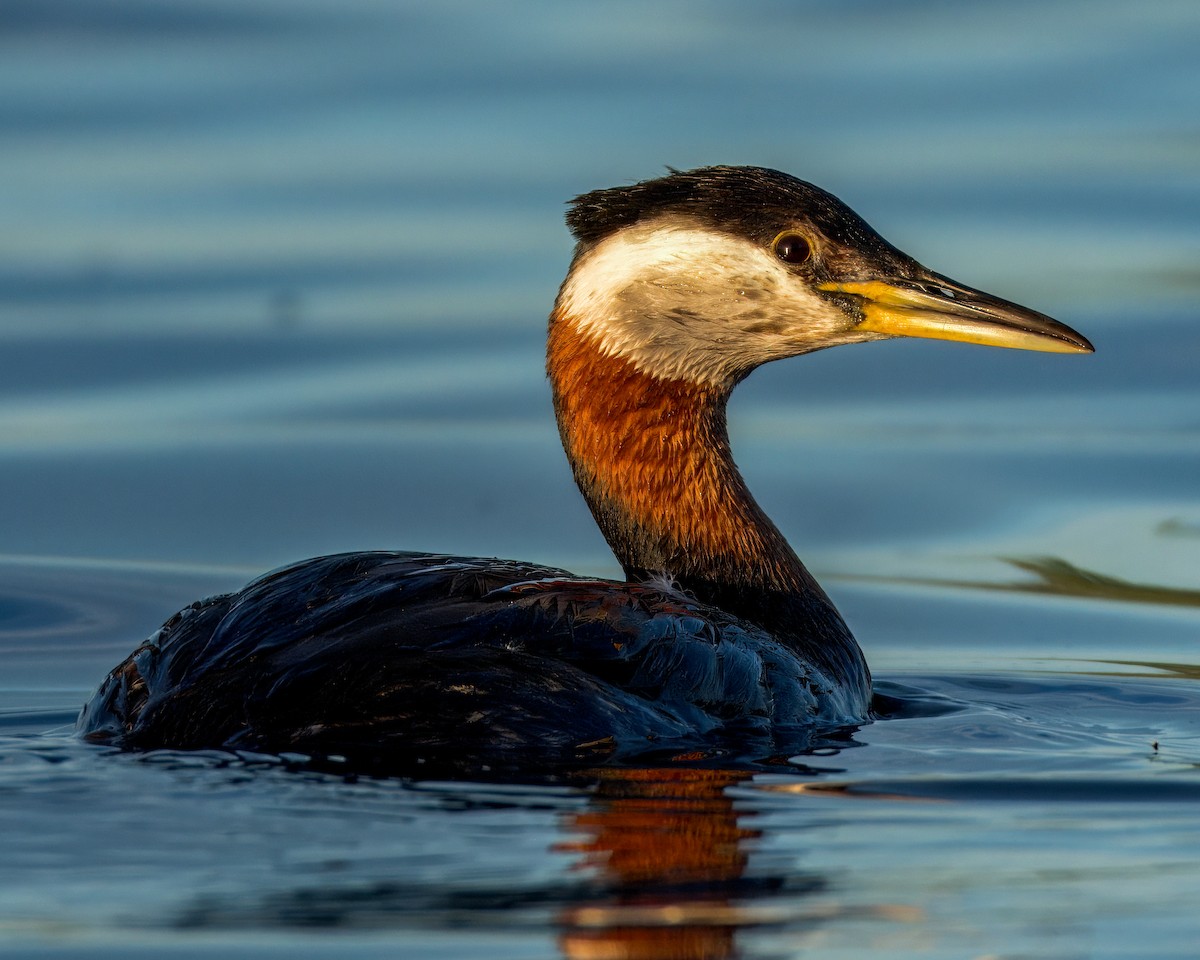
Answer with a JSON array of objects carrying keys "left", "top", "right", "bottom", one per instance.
[{"left": 557, "top": 221, "right": 848, "bottom": 386}]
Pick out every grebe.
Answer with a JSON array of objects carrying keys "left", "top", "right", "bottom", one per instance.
[{"left": 77, "top": 166, "right": 1092, "bottom": 770}]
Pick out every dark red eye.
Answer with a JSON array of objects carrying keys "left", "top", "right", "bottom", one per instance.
[{"left": 772, "top": 232, "right": 812, "bottom": 265}]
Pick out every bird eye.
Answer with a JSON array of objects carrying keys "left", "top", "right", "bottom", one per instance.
[{"left": 772, "top": 232, "right": 812, "bottom": 265}]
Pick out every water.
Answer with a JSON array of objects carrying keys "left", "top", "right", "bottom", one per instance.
[{"left": 3, "top": 1, "right": 1200, "bottom": 956}]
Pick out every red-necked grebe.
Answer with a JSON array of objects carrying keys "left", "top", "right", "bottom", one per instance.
[{"left": 77, "top": 166, "right": 1092, "bottom": 771}]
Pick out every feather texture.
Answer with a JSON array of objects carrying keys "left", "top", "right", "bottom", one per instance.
[{"left": 79, "top": 552, "right": 854, "bottom": 770}]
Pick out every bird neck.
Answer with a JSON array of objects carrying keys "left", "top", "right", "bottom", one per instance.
[{"left": 547, "top": 308, "right": 858, "bottom": 667}]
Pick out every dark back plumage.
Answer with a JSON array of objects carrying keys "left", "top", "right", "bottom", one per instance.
[{"left": 79, "top": 553, "right": 844, "bottom": 772}]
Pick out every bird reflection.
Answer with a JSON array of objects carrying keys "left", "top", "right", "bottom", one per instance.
[
  {"left": 160, "top": 756, "right": 926, "bottom": 953},
  {"left": 556, "top": 766, "right": 779, "bottom": 960}
]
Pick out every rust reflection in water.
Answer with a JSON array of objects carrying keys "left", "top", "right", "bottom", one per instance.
[{"left": 556, "top": 766, "right": 767, "bottom": 960}]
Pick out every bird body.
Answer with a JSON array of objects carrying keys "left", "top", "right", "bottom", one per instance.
[
  {"left": 78, "top": 552, "right": 854, "bottom": 768},
  {"left": 78, "top": 166, "right": 1091, "bottom": 771}
]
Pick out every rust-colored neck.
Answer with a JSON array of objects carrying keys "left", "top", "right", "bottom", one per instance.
[
  {"left": 547, "top": 309, "right": 861, "bottom": 677},
  {"left": 548, "top": 308, "right": 800, "bottom": 591}
]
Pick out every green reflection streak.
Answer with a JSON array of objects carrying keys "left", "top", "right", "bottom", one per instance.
[
  {"left": 1001, "top": 556, "right": 1200, "bottom": 608},
  {"left": 1088, "top": 659, "right": 1200, "bottom": 681},
  {"left": 846, "top": 555, "right": 1200, "bottom": 609}
]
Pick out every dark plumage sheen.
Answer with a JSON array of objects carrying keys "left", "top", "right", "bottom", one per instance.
[{"left": 79, "top": 553, "right": 836, "bottom": 769}]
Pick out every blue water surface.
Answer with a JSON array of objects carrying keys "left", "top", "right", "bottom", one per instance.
[{"left": 2, "top": 2, "right": 1200, "bottom": 957}]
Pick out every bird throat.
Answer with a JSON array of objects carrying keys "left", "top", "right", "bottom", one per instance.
[{"left": 546, "top": 308, "right": 832, "bottom": 617}]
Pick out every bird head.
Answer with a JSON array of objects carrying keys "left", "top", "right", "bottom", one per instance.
[{"left": 555, "top": 166, "right": 1092, "bottom": 389}]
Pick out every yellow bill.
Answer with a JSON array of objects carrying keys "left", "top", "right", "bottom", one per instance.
[{"left": 820, "top": 279, "right": 1093, "bottom": 354}]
